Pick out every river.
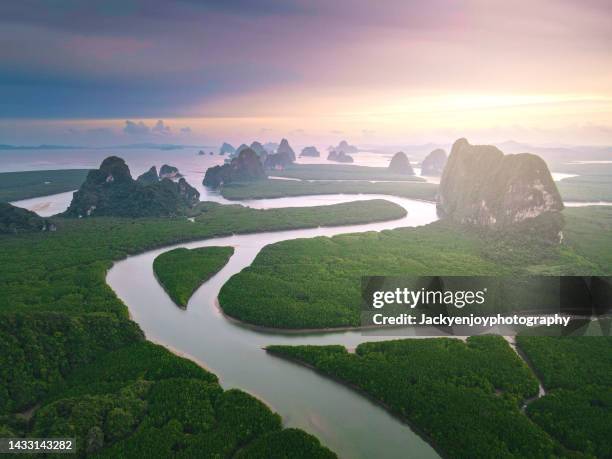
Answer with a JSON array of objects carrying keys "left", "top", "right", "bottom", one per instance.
[{"left": 106, "top": 195, "right": 440, "bottom": 459}]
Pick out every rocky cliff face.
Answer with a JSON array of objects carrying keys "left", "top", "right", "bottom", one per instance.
[
  {"left": 232, "top": 144, "right": 249, "bottom": 158},
  {"left": 137, "top": 166, "right": 159, "bottom": 184},
  {"left": 250, "top": 141, "right": 268, "bottom": 158},
  {"left": 0, "top": 202, "right": 55, "bottom": 234},
  {"left": 388, "top": 152, "right": 414, "bottom": 174},
  {"left": 159, "top": 164, "right": 181, "bottom": 179},
  {"left": 421, "top": 149, "right": 447, "bottom": 176},
  {"left": 177, "top": 178, "right": 200, "bottom": 206},
  {"left": 203, "top": 148, "right": 266, "bottom": 188},
  {"left": 64, "top": 156, "right": 199, "bottom": 218},
  {"left": 276, "top": 138, "right": 296, "bottom": 162},
  {"left": 264, "top": 151, "right": 294, "bottom": 170},
  {"left": 219, "top": 142, "right": 235, "bottom": 155},
  {"left": 437, "top": 139, "right": 564, "bottom": 229}
]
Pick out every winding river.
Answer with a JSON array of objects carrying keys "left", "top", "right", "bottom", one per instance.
[
  {"left": 12, "top": 185, "right": 605, "bottom": 457},
  {"left": 106, "top": 194, "right": 440, "bottom": 459},
  {"left": 6, "top": 149, "right": 608, "bottom": 457}
]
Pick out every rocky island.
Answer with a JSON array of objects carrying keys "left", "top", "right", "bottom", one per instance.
[
  {"left": 264, "top": 151, "right": 294, "bottom": 170},
  {"left": 437, "top": 138, "right": 564, "bottom": 231},
  {"left": 262, "top": 139, "right": 296, "bottom": 170},
  {"left": 300, "top": 146, "right": 320, "bottom": 157},
  {"left": 64, "top": 156, "right": 200, "bottom": 218},
  {"left": 233, "top": 144, "right": 250, "bottom": 157},
  {"left": 327, "top": 149, "right": 354, "bottom": 163},
  {"left": 421, "top": 148, "right": 447, "bottom": 176},
  {"left": 249, "top": 141, "right": 268, "bottom": 160},
  {"left": 276, "top": 138, "right": 296, "bottom": 162},
  {"left": 219, "top": 142, "right": 235, "bottom": 155},
  {"left": 203, "top": 148, "right": 267, "bottom": 188},
  {"left": 388, "top": 152, "right": 414, "bottom": 174},
  {"left": 333, "top": 140, "right": 359, "bottom": 154},
  {"left": 159, "top": 164, "right": 182, "bottom": 179}
]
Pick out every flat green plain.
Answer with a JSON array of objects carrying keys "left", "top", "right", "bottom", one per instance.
[
  {"left": 0, "top": 169, "right": 90, "bottom": 202},
  {"left": 220, "top": 179, "right": 439, "bottom": 201},
  {"left": 270, "top": 164, "right": 425, "bottom": 181}
]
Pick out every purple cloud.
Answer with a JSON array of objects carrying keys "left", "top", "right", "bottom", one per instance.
[{"left": 152, "top": 119, "right": 171, "bottom": 135}]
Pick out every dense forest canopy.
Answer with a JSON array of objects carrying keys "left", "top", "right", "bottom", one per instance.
[
  {"left": 153, "top": 246, "right": 234, "bottom": 307},
  {"left": 0, "top": 199, "right": 404, "bottom": 457}
]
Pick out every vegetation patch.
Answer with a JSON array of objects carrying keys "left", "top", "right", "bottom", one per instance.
[
  {"left": 193, "top": 199, "right": 406, "bottom": 231},
  {"left": 557, "top": 175, "right": 612, "bottom": 202},
  {"left": 0, "top": 169, "right": 89, "bottom": 202},
  {"left": 526, "top": 385, "right": 612, "bottom": 458},
  {"left": 516, "top": 335, "right": 612, "bottom": 390},
  {"left": 1, "top": 199, "right": 409, "bottom": 457},
  {"left": 154, "top": 246, "right": 234, "bottom": 307},
  {"left": 267, "top": 336, "right": 569, "bottom": 458},
  {"left": 270, "top": 164, "right": 424, "bottom": 182},
  {"left": 517, "top": 335, "right": 612, "bottom": 458},
  {"left": 218, "top": 165, "right": 612, "bottom": 205},
  {"left": 0, "top": 200, "right": 404, "bottom": 316},
  {"left": 5, "top": 341, "right": 336, "bottom": 457},
  {"left": 235, "top": 428, "right": 336, "bottom": 459},
  {"left": 220, "top": 179, "right": 438, "bottom": 201},
  {"left": 219, "top": 214, "right": 600, "bottom": 329},
  {"left": 562, "top": 206, "right": 612, "bottom": 275}
]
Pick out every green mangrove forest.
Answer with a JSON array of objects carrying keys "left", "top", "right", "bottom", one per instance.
[
  {"left": 219, "top": 208, "right": 607, "bottom": 329},
  {"left": 268, "top": 334, "right": 612, "bottom": 458},
  {"left": 1, "top": 199, "right": 405, "bottom": 456},
  {"left": 154, "top": 246, "right": 234, "bottom": 307}
]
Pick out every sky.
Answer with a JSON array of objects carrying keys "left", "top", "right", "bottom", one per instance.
[{"left": 1, "top": 0, "right": 611, "bottom": 147}]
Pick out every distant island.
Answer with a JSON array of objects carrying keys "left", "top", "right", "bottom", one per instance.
[
  {"left": 203, "top": 148, "right": 267, "bottom": 188},
  {"left": 0, "top": 144, "right": 83, "bottom": 150},
  {"left": 0, "top": 143, "right": 214, "bottom": 151},
  {"left": 331, "top": 140, "right": 359, "bottom": 154},
  {"left": 388, "top": 152, "right": 414, "bottom": 174},
  {"left": 421, "top": 148, "right": 447, "bottom": 176},
  {"left": 327, "top": 149, "right": 354, "bottom": 163},
  {"left": 219, "top": 142, "right": 235, "bottom": 155},
  {"left": 300, "top": 146, "right": 320, "bottom": 157}
]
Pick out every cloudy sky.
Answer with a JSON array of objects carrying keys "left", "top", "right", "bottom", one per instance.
[{"left": 1, "top": 0, "right": 611, "bottom": 146}]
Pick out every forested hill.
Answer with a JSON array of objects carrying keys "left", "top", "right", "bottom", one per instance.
[{"left": 63, "top": 156, "right": 200, "bottom": 218}]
